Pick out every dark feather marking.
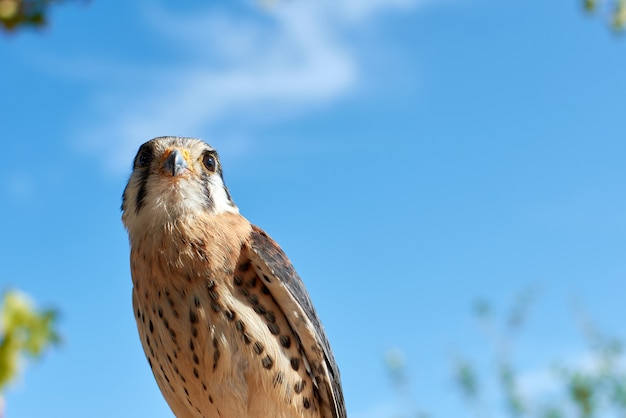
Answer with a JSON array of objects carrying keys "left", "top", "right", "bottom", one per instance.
[
  {"left": 266, "top": 311, "right": 276, "bottom": 323},
  {"left": 280, "top": 334, "right": 291, "bottom": 348},
  {"left": 134, "top": 164, "right": 151, "bottom": 214},
  {"left": 248, "top": 225, "right": 346, "bottom": 418},
  {"left": 127, "top": 142, "right": 155, "bottom": 214},
  {"left": 294, "top": 380, "right": 305, "bottom": 394},
  {"left": 273, "top": 372, "right": 285, "bottom": 387},
  {"left": 253, "top": 304, "right": 266, "bottom": 315},
  {"left": 199, "top": 171, "right": 214, "bottom": 211},
  {"left": 238, "top": 261, "right": 251, "bottom": 272},
  {"left": 235, "top": 320, "right": 245, "bottom": 332},
  {"left": 216, "top": 159, "right": 235, "bottom": 205},
  {"left": 213, "top": 350, "right": 220, "bottom": 370},
  {"left": 262, "top": 355, "right": 273, "bottom": 369},
  {"left": 224, "top": 309, "right": 236, "bottom": 321},
  {"left": 267, "top": 323, "right": 280, "bottom": 335}
]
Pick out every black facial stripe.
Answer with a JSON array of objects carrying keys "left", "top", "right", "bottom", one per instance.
[
  {"left": 215, "top": 158, "right": 235, "bottom": 205},
  {"left": 130, "top": 141, "right": 157, "bottom": 213},
  {"left": 222, "top": 182, "right": 234, "bottom": 204},
  {"left": 200, "top": 148, "right": 236, "bottom": 209},
  {"left": 135, "top": 168, "right": 151, "bottom": 214},
  {"left": 200, "top": 171, "right": 214, "bottom": 211}
]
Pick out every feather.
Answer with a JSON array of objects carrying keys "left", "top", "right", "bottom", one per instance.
[{"left": 248, "top": 226, "right": 347, "bottom": 418}]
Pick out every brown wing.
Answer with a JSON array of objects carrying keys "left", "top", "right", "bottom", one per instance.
[{"left": 248, "top": 225, "right": 347, "bottom": 418}]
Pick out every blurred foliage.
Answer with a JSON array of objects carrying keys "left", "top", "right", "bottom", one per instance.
[
  {"left": 386, "top": 288, "right": 626, "bottom": 418},
  {"left": 0, "top": 0, "right": 71, "bottom": 32},
  {"left": 584, "top": 0, "right": 626, "bottom": 30},
  {"left": 386, "top": 348, "right": 409, "bottom": 394},
  {"left": 0, "top": 290, "right": 59, "bottom": 393},
  {"left": 385, "top": 349, "right": 430, "bottom": 418},
  {"left": 0, "top": 0, "right": 622, "bottom": 33},
  {"left": 453, "top": 289, "right": 535, "bottom": 418},
  {"left": 453, "top": 290, "right": 626, "bottom": 418}
]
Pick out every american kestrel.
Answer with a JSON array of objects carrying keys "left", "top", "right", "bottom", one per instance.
[{"left": 121, "top": 137, "right": 346, "bottom": 418}]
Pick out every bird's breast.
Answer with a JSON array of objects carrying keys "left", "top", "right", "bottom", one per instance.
[{"left": 130, "top": 212, "right": 318, "bottom": 418}]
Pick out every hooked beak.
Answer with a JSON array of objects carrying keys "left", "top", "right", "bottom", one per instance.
[{"left": 162, "top": 149, "right": 189, "bottom": 177}]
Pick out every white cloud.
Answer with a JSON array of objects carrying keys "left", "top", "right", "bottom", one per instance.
[{"left": 71, "top": 0, "right": 427, "bottom": 175}]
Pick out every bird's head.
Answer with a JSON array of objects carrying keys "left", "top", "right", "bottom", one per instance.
[{"left": 121, "top": 136, "right": 238, "bottom": 235}]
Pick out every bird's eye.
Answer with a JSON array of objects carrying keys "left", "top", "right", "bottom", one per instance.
[
  {"left": 202, "top": 152, "right": 217, "bottom": 173},
  {"left": 136, "top": 146, "right": 153, "bottom": 168}
]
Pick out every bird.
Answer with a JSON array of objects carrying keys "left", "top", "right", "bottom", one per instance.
[{"left": 121, "top": 136, "right": 346, "bottom": 418}]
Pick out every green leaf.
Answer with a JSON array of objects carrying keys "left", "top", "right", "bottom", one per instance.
[{"left": 0, "top": 290, "right": 60, "bottom": 392}]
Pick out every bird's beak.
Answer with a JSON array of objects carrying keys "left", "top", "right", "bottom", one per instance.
[{"left": 162, "top": 148, "right": 190, "bottom": 177}]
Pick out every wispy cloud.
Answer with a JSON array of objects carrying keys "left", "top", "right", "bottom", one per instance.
[{"left": 69, "top": 0, "right": 427, "bottom": 175}]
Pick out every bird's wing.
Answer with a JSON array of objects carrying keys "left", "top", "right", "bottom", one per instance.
[{"left": 247, "top": 225, "right": 346, "bottom": 418}]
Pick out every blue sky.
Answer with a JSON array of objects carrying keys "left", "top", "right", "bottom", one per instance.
[{"left": 2, "top": 0, "right": 626, "bottom": 416}]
